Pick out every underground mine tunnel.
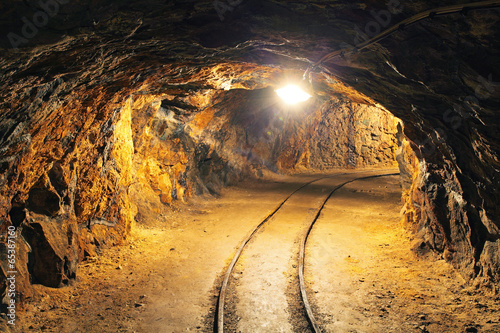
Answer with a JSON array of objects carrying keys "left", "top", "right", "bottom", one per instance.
[{"left": 0, "top": 0, "right": 499, "bottom": 332}]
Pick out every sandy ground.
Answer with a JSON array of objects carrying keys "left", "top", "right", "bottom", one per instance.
[
  {"left": 227, "top": 177, "right": 342, "bottom": 333},
  {"left": 4, "top": 170, "right": 500, "bottom": 333},
  {"left": 306, "top": 176, "right": 500, "bottom": 333}
]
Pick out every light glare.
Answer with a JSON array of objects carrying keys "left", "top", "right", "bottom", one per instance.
[{"left": 276, "top": 85, "right": 312, "bottom": 105}]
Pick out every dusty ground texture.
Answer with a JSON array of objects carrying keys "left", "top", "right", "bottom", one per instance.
[
  {"left": 3, "top": 171, "right": 500, "bottom": 333},
  {"left": 307, "top": 176, "right": 500, "bottom": 333}
]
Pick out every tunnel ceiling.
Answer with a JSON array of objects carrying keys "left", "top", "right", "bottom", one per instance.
[{"left": 0, "top": 0, "right": 500, "bottom": 303}]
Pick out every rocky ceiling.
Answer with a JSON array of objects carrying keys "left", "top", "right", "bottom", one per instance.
[{"left": 0, "top": 0, "right": 499, "bottom": 308}]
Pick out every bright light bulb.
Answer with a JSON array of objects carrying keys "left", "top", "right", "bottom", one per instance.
[{"left": 276, "top": 85, "right": 312, "bottom": 105}]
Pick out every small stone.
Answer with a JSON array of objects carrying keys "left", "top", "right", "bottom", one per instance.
[
  {"left": 135, "top": 303, "right": 145, "bottom": 308},
  {"left": 116, "top": 265, "right": 122, "bottom": 270}
]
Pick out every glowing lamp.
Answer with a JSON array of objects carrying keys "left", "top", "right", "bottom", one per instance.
[{"left": 276, "top": 84, "right": 312, "bottom": 105}]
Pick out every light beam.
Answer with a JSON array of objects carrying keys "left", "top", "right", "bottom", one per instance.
[{"left": 276, "top": 85, "right": 312, "bottom": 105}]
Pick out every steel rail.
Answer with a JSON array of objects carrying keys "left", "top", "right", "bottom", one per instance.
[
  {"left": 215, "top": 174, "right": 333, "bottom": 332},
  {"left": 215, "top": 170, "right": 398, "bottom": 332},
  {"left": 298, "top": 172, "right": 400, "bottom": 333}
]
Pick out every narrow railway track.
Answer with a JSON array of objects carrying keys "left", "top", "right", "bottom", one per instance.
[{"left": 214, "top": 170, "right": 399, "bottom": 332}]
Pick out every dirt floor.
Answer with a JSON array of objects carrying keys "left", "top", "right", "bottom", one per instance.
[
  {"left": 4, "top": 170, "right": 500, "bottom": 333},
  {"left": 306, "top": 176, "right": 500, "bottom": 333}
]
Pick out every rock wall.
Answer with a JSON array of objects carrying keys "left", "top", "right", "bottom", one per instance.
[
  {"left": 278, "top": 100, "right": 399, "bottom": 171},
  {"left": 0, "top": 58, "right": 234, "bottom": 307},
  {"left": 396, "top": 127, "right": 500, "bottom": 284},
  {"left": 186, "top": 88, "right": 399, "bottom": 175}
]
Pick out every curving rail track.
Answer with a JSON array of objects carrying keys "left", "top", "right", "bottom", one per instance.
[{"left": 214, "top": 170, "right": 399, "bottom": 332}]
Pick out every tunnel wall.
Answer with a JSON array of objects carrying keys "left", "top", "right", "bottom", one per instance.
[
  {"left": 0, "top": 74, "right": 234, "bottom": 306},
  {"left": 396, "top": 123, "right": 500, "bottom": 285},
  {"left": 276, "top": 100, "right": 399, "bottom": 171},
  {"left": 186, "top": 89, "right": 399, "bottom": 176}
]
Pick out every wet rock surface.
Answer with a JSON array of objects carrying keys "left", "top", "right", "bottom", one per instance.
[{"left": 0, "top": 0, "right": 499, "bottom": 316}]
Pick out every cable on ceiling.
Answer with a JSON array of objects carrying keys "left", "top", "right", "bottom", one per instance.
[{"left": 309, "top": 0, "right": 500, "bottom": 71}]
